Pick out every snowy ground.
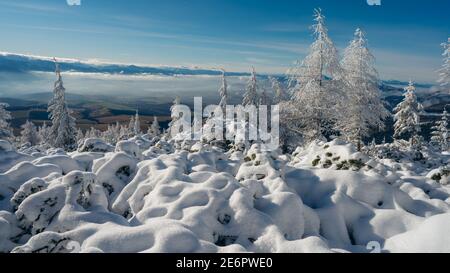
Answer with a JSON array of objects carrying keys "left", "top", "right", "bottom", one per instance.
[{"left": 0, "top": 137, "right": 449, "bottom": 253}]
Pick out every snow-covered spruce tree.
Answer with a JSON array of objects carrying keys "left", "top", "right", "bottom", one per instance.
[
  {"left": 393, "top": 81, "right": 424, "bottom": 146},
  {"left": 438, "top": 38, "right": 449, "bottom": 91},
  {"left": 133, "top": 110, "right": 141, "bottom": 136},
  {"left": 339, "top": 28, "right": 389, "bottom": 150},
  {"left": 38, "top": 122, "right": 50, "bottom": 145},
  {"left": 218, "top": 69, "right": 228, "bottom": 111},
  {"left": 102, "top": 124, "right": 116, "bottom": 144},
  {"left": 259, "top": 88, "right": 271, "bottom": 106},
  {"left": 270, "top": 76, "right": 288, "bottom": 104},
  {"left": 198, "top": 70, "right": 229, "bottom": 145},
  {"left": 47, "top": 60, "right": 77, "bottom": 151},
  {"left": 127, "top": 114, "right": 136, "bottom": 138},
  {"left": 243, "top": 67, "right": 259, "bottom": 106},
  {"left": 270, "top": 76, "right": 298, "bottom": 151},
  {"left": 285, "top": 8, "right": 343, "bottom": 143},
  {"left": 106, "top": 121, "right": 122, "bottom": 144},
  {"left": 0, "top": 102, "right": 13, "bottom": 140},
  {"left": 76, "top": 128, "right": 84, "bottom": 144},
  {"left": 168, "top": 96, "right": 181, "bottom": 137},
  {"left": 430, "top": 109, "right": 449, "bottom": 151},
  {"left": 148, "top": 116, "right": 160, "bottom": 137},
  {"left": 203, "top": 69, "right": 229, "bottom": 145},
  {"left": 278, "top": 102, "right": 304, "bottom": 152},
  {"left": 119, "top": 124, "right": 129, "bottom": 140},
  {"left": 92, "top": 127, "right": 101, "bottom": 138},
  {"left": 114, "top": 121, "right": 121, "bottom": 138},
  {"left": 20, "top": 120, "right": 39, "bottom": 146},
  {"left": 259, "top": 88, "right": 272, "bottom": 129}
]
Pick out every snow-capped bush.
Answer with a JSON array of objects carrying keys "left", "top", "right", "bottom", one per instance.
[
  {"left": 0, "top": 211, "right": 21, "bottom": 252},
  {"left": 11, "top": 178, "right": 49, "bottom": 211},
  {"left": 115, "top": 140, "right": 143, "bottom": 159},
  {"left": 129, "top": 135, "right": 152, "bottom": 151},
  {"left": 291, "top": 139, "right": 371, "bottom": 171},
  {"left": 93, "top": 152, "right": 138, "bottom": 206},
  {"left": 78, "top": 138, "right": 114, "bottom": 153},
  {"left": 427, "top": 167, "right": 450, "bottom": 185},
  {"left": 14, "top": 171, "right": 107, "bottom": 236}
]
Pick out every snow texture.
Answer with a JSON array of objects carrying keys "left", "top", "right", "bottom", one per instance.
[{"left": 1, "top": 136, "right": 449, "bottom": 253}]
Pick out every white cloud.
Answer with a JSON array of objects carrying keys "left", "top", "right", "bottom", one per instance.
[{"left": 0, "top": 71, "right": 245, "bottom": 100}]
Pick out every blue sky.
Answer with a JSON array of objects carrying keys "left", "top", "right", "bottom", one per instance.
[{"left": 0, "top": 0, "right": 448, "bottom": 83}]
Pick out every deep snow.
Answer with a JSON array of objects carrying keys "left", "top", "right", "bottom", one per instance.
[{"left": 0, "top": 137, "right": 449, "bottom": 253}]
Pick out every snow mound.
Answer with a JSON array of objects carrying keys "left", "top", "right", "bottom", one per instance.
[
  {"left": 292, "top": 140, "right": 371, "bottom": 172},
  {"left": 78, "top": 138, "right": 114, "bottom": 153},
  {"left": 115, "top": 140, "right": 143, "bottom": 160},
  {"left": 32, "top": 155, "right": 82, "bottom": 175},
  {"left": 385, "top": 213, "right": 450, "bottom": 253},
  {"left": 0, "top": 141, "right": 34, "bottom": 173},
  {"left": 427, "top": 167, "right": 450, "bottom": 185}
]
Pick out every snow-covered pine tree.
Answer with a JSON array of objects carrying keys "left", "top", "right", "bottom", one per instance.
[
  {"left": 243, "top": 67, "right": 259, "bottom": 106},
  {"left": 339, "top": 28, "right": 389, "bottom": 150},
  {"left": 393, "top": 81, "right": 424, "bottom": 146},
  {"left": 272, "top": 75, "right": 300, "bottom": 151},
  {"left": 119, "top": 124, "right": 129, "bottom": 140},
  {"left": 134, "top": 110, "right": 141, "bottom": 136},
  {"left": 148, "top": 116, "right": 160, "bottom": 136},
  {"left": 0, "top": 102, "right": 13, "bottom": 140},
  {"left": 112, "top": 122, "right": 121, "bottom": 143},
  {"left": 127, "top": 114, "right": 136, "bottom": 138},
  {"left": 114, "top": 121, "right": 121, "bottom": 135},
  {"left": 370, "top": 138, "right": 377, "bottom": 149},
  {"left": 285, "top": 8, "right": 343, "bottom": 142},
  {"left": 86, "top": 127, "right": 101, "bottom": 139},
  {"left": 438, "top": 38, "right": 449, "bottom": 91},
  {"left": 270, "top": 76, "right": 287, "bottom": 104},
  {"left": 259, "top": 88, "right": 272, "bottom": 129},
  {"left": 47, "top": 59, "right": 77, "bottom": 150},
  {"left": 202, "top": 69, "right": 229, "bottom": 144},
  {"left": 169, "top": 96, "right": 181, "bottom": 136},
  {"left": 84, "top": 127, "right": 91, "bottom": 139},
  {"left": 367, "top": 138, "right": 377, "bottom": 156},
  {"left": 218, "top": 69, "right": 228, "bottom": 111},
  {"left": 107, "top": 123, "right": 123, "bottom": 144},
  {"left": 259, "top": 88, "right": 271, "bottom": 106},
  {"left": 430, "top": 109, "right": 449, "bottom": 151},
  {"left": 102, "top": 121, "right": 121, "bottom": 144},
  {"left": 76, "top": 128, "right": 84, "bottom": 144},
  {"left": 102, "top": 124, "right": 115, "bottom": 144},
  {"left": 85, "top": 127, "right": 93, "bottom": 139},
  {"left": 20, "top": 120, "right": 39, "bottom": 146},
  {"left": 38, "top": 122, "right": 50, "bottom": 145}
]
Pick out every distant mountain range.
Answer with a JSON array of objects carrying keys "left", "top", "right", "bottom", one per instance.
[{"left": 0, "top": 52, "right": 250, "bottom": 77}]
